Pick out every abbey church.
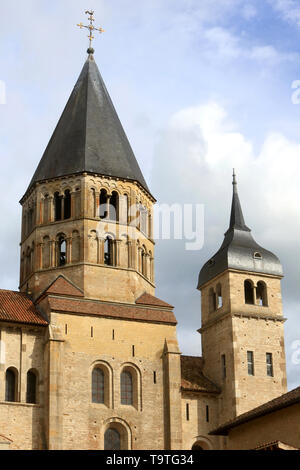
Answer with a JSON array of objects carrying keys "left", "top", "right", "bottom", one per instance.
[{"left": 0, "top": 40, "right": 299, "bottom": 451}]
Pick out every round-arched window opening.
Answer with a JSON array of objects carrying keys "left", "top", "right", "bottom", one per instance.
[
  {"left": 192, "top": 443, "right": 204, "bottom": 450},
  {"left": 254, "top": 252, "right": 262, "bottom": 260},
  {"left": 104, "top": 428, "right": 121, "bottom": 450},
  {"left": 191, "top": 439, "right": 212, "bottom": 450}
]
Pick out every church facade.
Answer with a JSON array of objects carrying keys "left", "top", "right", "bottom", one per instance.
[{"left": 0, "top": 50, "right": 291, "bottom": 450}]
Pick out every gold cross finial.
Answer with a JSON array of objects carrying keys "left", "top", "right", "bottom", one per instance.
[{"left": 77, "top": 10, "right": 105, "bottom": 54}]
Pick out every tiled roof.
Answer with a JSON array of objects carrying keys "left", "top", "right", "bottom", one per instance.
[
  {"left": 43, "top": 275, "right": 84, "bottom": 298},
  {"left": 181, "top": 355, "right": 220, "bottom": 394},
  {"left": 46, "top": 297, "right": 177, "bottom": 325},
  {"left": 0, "top": 290, "right": 48, "bottom": 326},
  {"left": 135, "top": 292, "right": 174, "bottom": 309},
  {"left": 210, "top": 386, "right": 300, "bottom": 436},
  {"left": 254, "top": 440, "right": 299, "bottom": 451}
]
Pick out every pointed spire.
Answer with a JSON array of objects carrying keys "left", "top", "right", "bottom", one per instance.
[
  {"left": 25, "top": 54, "right": 150, "bottom": 196},
  {"left": 228, "top": 169, "right": 250, "bottom": 232}
]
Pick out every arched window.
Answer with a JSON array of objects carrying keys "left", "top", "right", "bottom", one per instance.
[
  {"left": 149, "top": 251, "right": 153, "bottom": 282},
  {"left": 192, "top": 443, "right": 204, "bottom": 450},
  {"left": 74, "top": 187, "right": 81, "bottom": 218},
  {"left": 209, "top": 288, "right": 216, "bottom": 313},
  {"left": 100, "top": 189, "right": 108, "bottom": 219},
  {"left": 5, "top": 368, "right": 17, "bottom": 402},
  {"left": 148, "top": 213, "right": 152, "bottom": 239},
  {"left": 244, "top": 280, "right": 254, "bottom": 305},
  {"left": 104, "top": 237, "right": 114, "bottom": 266},
  {"left": 26, "top": 370, "right": 37, "bottom": 404},
  {"left": 216, "top": 283, "right": 222, "bottom": 308},
  {"left": 256, "top": 281, "right": 268, "bottom": 306},
  {"left": 58, "top": 236, "right": 67, "bottom": 266},
  {"left": 26, "top": 247, "right": 31, "bottom": 278},
  {"left": 64, "top": 190, "right": 71, "bottom": 220},
  {"left": 54, "top": 192, "right": 62, "bottom": 221},
  {"left": 42, "top": 236, "right": 50, "bottom": 269},
  {"left": 30, "top": 242, "right": 35, "bottom": 273},
  {"left": 92, "top": 368, "right": 105, "bottom": 404},
  {"left": 141, "top": 246, "right": 147, "bottom": 277},
  {"left": 123, "top": 194, "right": 129, "bottom": 224},
  {"left": 104, "top": 428, "right": 121, "bottom": 450},
  {"left": 110, "top": 191, "right": 119, "bottom": 222},
  {"left": 140, "top": 206, "right": 148, "bottom": 234},
  {"left": 120, "top": 371, "right": 133, "bottom": 405},
  {"left": 28, "top": 207, "right": 34, "bottom": 233}
]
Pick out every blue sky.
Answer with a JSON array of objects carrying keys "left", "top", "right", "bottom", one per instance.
[{"left": 1, "top": 0, "right": 300, "bottom": 390}]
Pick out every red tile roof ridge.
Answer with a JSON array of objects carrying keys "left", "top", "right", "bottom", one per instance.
[
  {"left": 47, "top": 296, "right": 177, "bottom": 325},
  {"left": 135, "top": 292, "right": 174, "bottom": 309}
]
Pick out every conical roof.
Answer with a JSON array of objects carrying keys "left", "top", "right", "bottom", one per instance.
[
  {"left": 26, "top": 54, "right": 150, "bottom": 196},
  {"left": 197, "top": 171, "right": 283, "bottom": 289}
]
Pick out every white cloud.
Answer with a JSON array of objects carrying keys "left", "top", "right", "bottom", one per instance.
[
  {"left": 204, "top": 27, "right": 242, "bottom": 59},
  {"left": 242, "top": 4, "right": 258, "bottom": 20},
  {"left": 203, "top": 26, "right": 298, "bottom": 65},
  {"left": 269, "top": 0, "right": 300, "bottom": 26},
  {"left": 153, "top": 101, "right": 300, "bottom": 389}
]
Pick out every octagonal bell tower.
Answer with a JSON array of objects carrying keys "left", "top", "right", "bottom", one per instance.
[{"left": 19, "top": 52, "right": 155, "bottom": 304}]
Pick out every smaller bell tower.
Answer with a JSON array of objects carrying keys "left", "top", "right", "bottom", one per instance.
[{"left": 198, "top": 171, "right": 287, "bottom": 425}]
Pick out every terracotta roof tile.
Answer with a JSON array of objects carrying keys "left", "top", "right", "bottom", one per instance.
[
  {"left": 0, "top": 290, "right": 48, "bottom": 326},
  {"left": 210, "top": 386, "right": 300, "bottom": 435},
  {"left": 44, "top": 275, "right": 84, "bottom": 298},
  {"left": 254, "top": 440, "right": 299, "bottom": 451},
  {"left": 181, "top": 355, "right": 220, "bottom": 394},
  {"left": 135, "top": 292, "right": 174, "bottom": 309},
  {"left": 47, "top": 297, "right": 177, "bottom": 325}
]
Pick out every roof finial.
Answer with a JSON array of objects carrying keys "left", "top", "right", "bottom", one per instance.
[
  {"left": 77, "top": 10, "right": 105, "bottom": 55},
  {"left": 232, "top": 168, "right": 237, "bottom": 192},
  {"left": 233, "top": 168, "right": 237, "bottom": 184}
]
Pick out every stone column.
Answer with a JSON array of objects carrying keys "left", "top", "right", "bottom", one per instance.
[
  {"left": 107, "top": 195, "right": 111, "bottom": 220},
  {"left": 150, "top": 256, "right": 154, "bottom": 282},
  {"left": 127, "top": 241, "right": 132, "bottom": 268},
  {"left": 163, "top": 339, "right": 183, "bottom": 450},
  {"left": 115, "top": 240, "right": 122, "bottom": 267},
  {"left": 45, "top": 327, "right": 65, "bottom": 450},
  {"left": 49, "top": 196, "right": 54, "bottom": 223},
  {"left": 39, "top": 199, "right": 43, "bottom": 225},
  {"left": 144, "top": 253, "right": 150, "bottom": 278},
  {"left": 98, "top": 238, "right": 105, "bottom": 264},
  {"left": 67, "top": 237, "right": 72, "bottom": 264},
  {"left": 50, "top": 240, "right": 57, "bottom": 268},
  {"left": 95, "top": 193, "right": 100, "bottom": 218},
  {"left": 70, "top": 192, "right": 75, "bottom": 219},
  {"left": 38, "top": 243, "right": 43, "bottom": 270},
  {"left": 61, "top": 197, "right": 65, "bottom": 221}
]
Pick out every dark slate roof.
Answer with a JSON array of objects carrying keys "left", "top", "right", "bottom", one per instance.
[
  {"left": 210, "top": 386, "right": 300, "bottom": 436},
  {"left": 198, "top": 171, "right": 283, "bottom": 288},
  {"left": 26, "top": 54, "right": 150, "bottom": 196},
  {"left": 180, "top": 356, "right": 221, "bottom": 394}
]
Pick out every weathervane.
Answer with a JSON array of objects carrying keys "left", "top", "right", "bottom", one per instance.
[{"left": 77, "top": 10, "right": 105, "bottom": 54}]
